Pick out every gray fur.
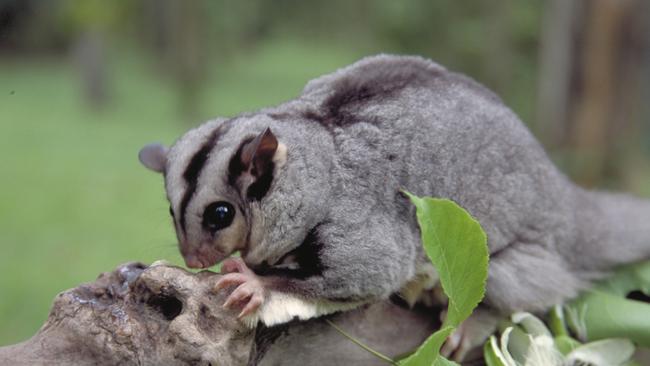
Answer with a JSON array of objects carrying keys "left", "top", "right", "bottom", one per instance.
[{"left": 142, "top": 54, "right": 650, "bottom": 317}]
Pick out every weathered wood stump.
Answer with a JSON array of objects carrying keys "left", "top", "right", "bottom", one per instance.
[{"left": 0, "top": 262, "right": 439, "bottom": 365}]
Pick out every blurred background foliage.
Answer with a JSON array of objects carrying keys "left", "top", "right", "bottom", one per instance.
[{"left": 0, "top": 0, "right": 649, "bottom": 345}]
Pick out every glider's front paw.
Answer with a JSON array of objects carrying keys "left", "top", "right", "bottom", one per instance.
[{"left": 214, "top": 258, "right": 265, "bottom": 322}]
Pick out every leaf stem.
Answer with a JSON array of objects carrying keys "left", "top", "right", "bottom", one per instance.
[{"left": 325, "top": 319, "right": 398, "bottom": 365}]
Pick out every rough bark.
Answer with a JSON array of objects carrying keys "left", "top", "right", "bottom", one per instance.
[{"left": 0, "top": 262, "right": 440, "bottom": 366}]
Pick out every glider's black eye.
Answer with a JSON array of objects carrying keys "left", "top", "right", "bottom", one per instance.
[
  {"left": 169, "top": 206, "right": 175, "bottom": 218},
  {"left": 202, "top": 201, "right": 235, "bottom": 232}
]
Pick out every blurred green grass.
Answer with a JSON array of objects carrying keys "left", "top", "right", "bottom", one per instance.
[{"left": 0, "top": 39, "right": 364, "bottom": 345}]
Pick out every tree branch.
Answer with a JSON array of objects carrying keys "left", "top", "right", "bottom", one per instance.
[{"left": 0, "top": 262, "right": 440, "bottom": 366}]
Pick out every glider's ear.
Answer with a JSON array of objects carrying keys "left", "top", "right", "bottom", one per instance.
[
  {"left": 240, "top": 128, "right": 280, "bottom": 177},
  {"left": 228, "top": 128, "right": 287, "bottom": 201},
  {"left": 138, "top": 143, "right": 168, "bottom": 173}
]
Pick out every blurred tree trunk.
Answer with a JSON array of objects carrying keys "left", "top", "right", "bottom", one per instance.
[
  {"left": 169, "top": 0, "right": 205, "bottom": 123},
  {"left": 537, "top": 0, "right": 650, "bottom": 190},
  {"left": 483, "top": 0, "right": 514, "bottom": 99},
  {"left": 612, "top": 1, "right": 650, "bottom": 194},
  {"left": 140, "top": 0, "right": 206, "bottom": 124},
  {"left": 569, "top": 0, "right": 629, "bottom": 187},
  {"left": 73, "top": 30, "right": 108, "bottom": 109},
  {"left": 536, "top": 0, "right": 578, "bottom": 150}
]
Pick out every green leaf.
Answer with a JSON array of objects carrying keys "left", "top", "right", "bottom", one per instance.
[
  {"left": 483, "top": 336, "right": 509, "bottom": 366},
  {"left": 399, "top": 327, "right": 456, "bottom": 366},
  {"left": 399, "top": 193, "right": 489, "bottom": 365},
  {"left": 564, "top": 261, "right": 650, "bottom": 347},
  {"left": 511, "top": 312, "right": 552, "bottom": 339},
  {"left": 498, "top": 324, "right": 529, "bottom": 365},
  {"left": 433, "top": 356, "right": 459, "bottom": 366},
  {"left": 403, "top": 193, "right": 489, "bottom": 327},
  {"left": 568, "top": 290, "right": 650, "bottom": 347},
  {"left": 566, "top": 338, "right": 635, "bottom": 366},
  {"left": 554, "top": 335, "right": 580, "bottom": 356},
  {"left": 548, "top": 305, "right": 569, "bottom": 338}
]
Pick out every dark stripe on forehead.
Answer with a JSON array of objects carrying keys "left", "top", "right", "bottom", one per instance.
[{"left": 179, "top": 125, "right": 223, "bottom": 234}]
